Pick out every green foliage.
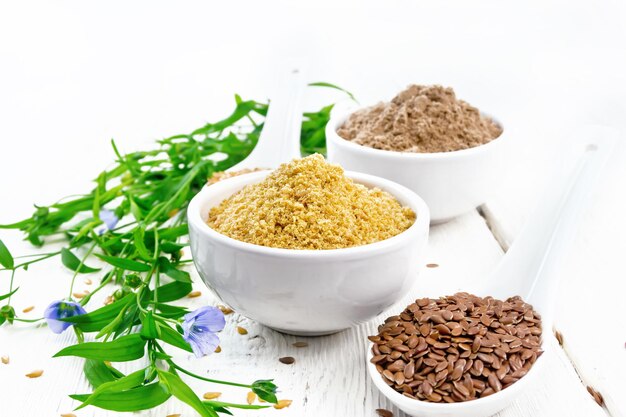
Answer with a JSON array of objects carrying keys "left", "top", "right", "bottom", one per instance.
[
  {"left": 0, "top": 305, "right": 15, "bottom": 325},
  {"left": 0, "top": 287, "right": 19, "bottom": 302},
  {"left": 158, "top": 369, "right": 219, "bottom": 417},
  {"left": 95, "top": 254, "right": 152, "bottom": 272},
  {"left": 61, "top": 248, "right": 101, "bottom": 273},
  {"left": 0, "top": 239, "right": 14, "bottom": 269},
  {"left": 0, "top": 85, "right": 354, "bottom": 415},
  {"left": 84, "top": 359, "right": 125, "bottom": 388},
  {"left": 54, "top": 333, "right": 147, "bottom": 361},
  {"left": 251, "top": 379, "right": 279, "bottom": 403},
  {"left": 70, "top": 383, "right": 171, "bottom": 412}
]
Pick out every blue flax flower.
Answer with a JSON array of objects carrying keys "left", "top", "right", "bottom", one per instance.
[
  {"left": 98, "top": 209, "right": 119, "bottom": 235},
  {"left": 44, "top": 300, "right": 87, "bottom": 334},
  {"left": 182, "top": 306, "right": 225, "bottom": 358}
]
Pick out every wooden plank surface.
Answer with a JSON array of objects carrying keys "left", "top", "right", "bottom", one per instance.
[{"left": 0, "top": 210, "right": 608, "bottom": 417}]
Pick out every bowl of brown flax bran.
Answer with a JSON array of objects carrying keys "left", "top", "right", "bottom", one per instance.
[
  {"left": 187, "top": 155, "right": 430, "bottom": 335},
  {"left": 326, "top": 84, "right": 510, "bottom": 223}
]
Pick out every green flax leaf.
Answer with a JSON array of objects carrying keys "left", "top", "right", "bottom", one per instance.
[
  {"left": 140, "top": 310, "right": 158, "bottom": 339},
  {"left": 0, "top": 218, "right": 32, "bottom": 230},
  {"left": 0, "top": 287, "right": 19, "bottom": 301},
  {"left": 61, "top": 248, "right": 101, "bottom": 273},
  {"left": 156, "top": 323, "right": 192, "bottom": 353},
  {"left": 158, "top": 224, "right": 188, "bottom": 240},
  {"left": 70, "top": 382, "right": 170, "bottom": 412},
  {"left": 129, "top": 196, "right": 144, "bottom": 222},
  {"left": 133, "top": 227, "right": 152, "bottom": 260},
  {"left": 54, "top": 333, "right": 146, "bottom": 362},
  {"left": 160, "top": 241, "right": 185, "bottom": 254},
  {"left": 252, "top": 379, "right": 278, "bottom": 403},
  {"left": 158, "top": 257, "right": 192, "bottom": 283},
  {"left": 204, "top": 401, "right": 269, "bottom": 410},
  {"left": 95, "top": 254, "right": 152, "bottom": 272},
  {"left": 158, "top": 370, "right": 218, "bottom": 417},
  {"left": 62, "top": 293, "right": 134, "bottom": 332},
  {"left": 84, "top": 359, "right": 125, "bottom": 388},
  {"left": 0, "top": 239, "right": 14, "bottom": 269},
  {"left": 308, "top": 81, "right": 357, "bottom": 102},
  {"left": 150, "top": 281, "right": 193, "bottom": 302},
  {"left": 154, "top": 303, "right": 188, "bottom": 319},
  {"left": 75, "top": 368, "right": 146, "bottom": 410}
]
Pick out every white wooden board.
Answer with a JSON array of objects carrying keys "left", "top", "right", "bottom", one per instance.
[{"left": 0, "top": 210, "right": 609, "bottom": 417}]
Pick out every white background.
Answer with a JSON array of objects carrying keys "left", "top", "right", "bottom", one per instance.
[{"left": 1, "top": 1, "right": 625, "bottom": 417}]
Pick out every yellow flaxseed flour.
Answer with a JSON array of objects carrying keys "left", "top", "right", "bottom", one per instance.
[{"left": 207, "top": 154, "right": 415, "bottom": 250}]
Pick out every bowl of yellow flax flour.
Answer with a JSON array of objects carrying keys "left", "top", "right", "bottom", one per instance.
[{"left": 187, "top": 155, "right": 430, "bottom": 335}]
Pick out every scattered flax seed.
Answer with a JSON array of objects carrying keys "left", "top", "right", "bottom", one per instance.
[
  {"left": 1, "top": 355, "right": 9, "bottom": 364},
  {"left": 426, "top": 263, "right": 439, "bottom": 268},
  {"left": 279, "top": 356, "right": 295, "bottom": 365},
  {"left": 376, "top": 409, "right": 394, "bottom": 417},
  {"left": 22, "top": 306, "right": 35, "bottom": 313},
  {"left": 237, "top": 326, "right": 248, "bottom": 335},
  {"left": 72, "top": 292, "right": 85, "bottom": 299},
  {"left": 207, "top": 155, "right": 415, "bottom": 250},
  {"left": 60, "top": 413, "right": 77, "bottom": 417},
  {"left": 166, "top": 414, "right": 181, "bottom": 417},
  {"left": 555, "top": 330, "right": 564, "bottom": 346},
  {"left": 218, "top": 305, "right": 234, "bottom": 315},
  {"left": 587, "top": 386, "right": 604, "bottom": 407},
  {"left": 84, "top": 278, "right": 93, "bottom": 285},
  {"left": 292, "top": 342, "right": 308, "bottom": 348},
  {"left": 246, "top": 391, "right": 257, "bottom": 404},
  {"left": 25, "top": 369, "right": 44, "bottom": 378},
  {"left": 214, "top": 345, "right": 222, "bottom": 353},
  {"left": 104, "top": 295, "right": 114, "bottom": 305},
  {"left": 273, "top": 399, "right": 293, "bottom": 410},
  {"left": 188, "top": 291, "right": 202, "bottom": 298},
  {"left": 203, "top": 392, "right": 222, "bottom": 400}
]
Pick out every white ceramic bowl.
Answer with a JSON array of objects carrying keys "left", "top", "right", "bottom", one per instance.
[
  {"left": 367, "top": 334, "right": 550, "bottom": 417},
  {"left": 188, "top": 170, "right": 430, "bottom": 336},
  {"left": 326, "top": 109, "right": 511, "bottom": 223}
]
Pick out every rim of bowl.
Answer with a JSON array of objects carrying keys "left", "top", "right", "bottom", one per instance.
[
  {"left": 366, "top": 339, "right": 548, "bottom": 412},
  {"left": 187, "top": 169, "right": 430, "bottom": 259},
  {"left": 327, "top": 107, "right": 507, "bottom": 160}
]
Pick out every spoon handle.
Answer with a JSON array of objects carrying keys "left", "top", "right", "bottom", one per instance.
[
  {"left": 229, "top": 65, "right": 306, "bottom": 171},
  {"left": 486, "top": 127, "right": 618, "bottom": 326}
]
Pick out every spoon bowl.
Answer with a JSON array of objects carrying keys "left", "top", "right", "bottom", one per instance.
[{"left": 367, "top": 345, "right": 550, "bottom": 417}]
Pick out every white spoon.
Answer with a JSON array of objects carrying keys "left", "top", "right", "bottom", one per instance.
[
  {"left": 486, "top": 136, "right": 616, "bottom": 327},
  {"left": 369, "top": 127, "right": 617, "bottom": 417},
  {"left": 227, "top": 66, "right": 305, "bottom": 172}
]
